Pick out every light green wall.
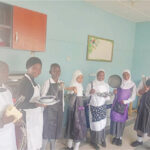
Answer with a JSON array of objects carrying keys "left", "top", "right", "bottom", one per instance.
[{"left": 132, "top": 22, "right": 150, "bottom": 83}]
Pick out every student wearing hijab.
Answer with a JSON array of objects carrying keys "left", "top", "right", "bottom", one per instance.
[
  {"left": 0, "top": 61, "right": 17, "bottom": 150},
  {"left": 110, "top": 70, "right": 136, "bottom": 146},
  {"left": 131, "top": 79, "right": 150, "bottom": 147},
  {"left": 65, "top": 70, "right": 87, "bottom": 150},
  {"left": 86, "top": 69, "right": 110, "bottom": 150},
  {"left": 16, "top": 57, "right": 44, "bottom": 150}
]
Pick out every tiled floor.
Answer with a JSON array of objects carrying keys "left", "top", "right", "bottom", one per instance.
[
  {"left": 135, "top": 140, "right": 150, "bottom": 150},
  {"left": 46, "top": 113, "right": 150, "bottom": 150}
]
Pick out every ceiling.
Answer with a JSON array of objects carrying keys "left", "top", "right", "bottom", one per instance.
[{"left": 84, "top": 0, "right": 150, "bottom": 22}]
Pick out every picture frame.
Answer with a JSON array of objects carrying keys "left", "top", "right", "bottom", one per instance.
[{"left": 87, "top": 35, "right": 114, "bottom": 62}]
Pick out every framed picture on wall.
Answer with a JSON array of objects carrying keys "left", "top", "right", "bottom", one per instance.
[{"left": 87, "top": 35, "right": 114, "bottom": 62}]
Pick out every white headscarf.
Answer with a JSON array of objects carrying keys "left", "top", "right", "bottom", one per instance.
[
  {"left": 93, "top": 69, "right": 105, "bottom": 85},
  {"left": 121, "top": 69, "right": 135, "bottom": 89},
  {"left": 70, "top": 70, "right": 83, "bottom": 96}
]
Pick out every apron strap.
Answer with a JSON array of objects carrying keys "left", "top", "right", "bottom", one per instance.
[{"left": 25, "top": 74, "right": 35, "bottom": 87}]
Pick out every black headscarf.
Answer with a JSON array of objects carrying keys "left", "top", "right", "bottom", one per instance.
[{"left": 26, "top": 57, "right": 42, "bottom": 69}]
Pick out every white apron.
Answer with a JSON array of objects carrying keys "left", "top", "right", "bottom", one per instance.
[
  {"left": 0, "top": 87, "right": 17, "bottom": 150},
  {"left": 89, "top": 85, "right": 108, "bottom": 132},
  {"left": 24, "top": 74, "right": 43, "bottom": 150}
]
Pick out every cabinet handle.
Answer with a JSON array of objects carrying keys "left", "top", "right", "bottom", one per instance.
[{"left": 15, "top": 32, "right": 18, "bottom": 42}]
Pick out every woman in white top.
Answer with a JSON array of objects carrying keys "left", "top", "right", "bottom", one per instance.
[
  {"left": 86, "top": 69, "right": 110, "bottom": 150},
  {"left": 0, "top": 61, "right": 17, "bottom": 150}
]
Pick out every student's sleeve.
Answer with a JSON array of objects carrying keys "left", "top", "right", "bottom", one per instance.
[
  {"left": 124, "top": 84, "right": 136, "bottom": 104},
  {"left": 105, "top": 84, "right": 111, "bottom": 101},
  {"left": 85, "top": 83, "right": 91, "bottom": 97},
  {"left": 41, "top": 80, "right": 49, "bottom": 97}
]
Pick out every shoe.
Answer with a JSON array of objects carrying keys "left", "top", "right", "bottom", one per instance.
[
  {"left": 91, "top": 143, "right": 100, "bottom": 150},
  {"left": 131, "top": 141, "right": 143, "bottom": 147},
  {"left": 112, "top": 137, "right": 117, "bottom": 145},
  {"left": 101, "top": 141, "right": 106, "bottom": 147},
  {"left": 116, "top": 138, "right": 122, "bottom": 146}
]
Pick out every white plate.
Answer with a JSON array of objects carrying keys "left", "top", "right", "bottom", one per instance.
[
  {"left": 39, "top": 96, "right": 56, "bottom": 103},
  {"left": 39, "top": 99, "right": 60, "bottom": 105}
]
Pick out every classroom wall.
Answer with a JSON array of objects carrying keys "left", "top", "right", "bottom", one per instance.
[
  {"left": 132, "top": 22, "right": 150, "bottom": 83},
  {"left": 0, "top": 0, "right": 136, "bottom": 88}
]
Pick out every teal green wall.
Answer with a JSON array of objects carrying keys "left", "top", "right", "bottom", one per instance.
[
  {"left": 131, "top": 22, "right": 150, "bottom": 108},
  {"left": 132, "top": 22, "right": 150, "bottom": 83},
  {"left": 0, "top": 1, "right": 136, "bottom": 88}
]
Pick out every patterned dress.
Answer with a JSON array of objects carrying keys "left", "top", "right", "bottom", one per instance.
[{"left": 86, "top": 81, "right": 110, "bottom": 144}]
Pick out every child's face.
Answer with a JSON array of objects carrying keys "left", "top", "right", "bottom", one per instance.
[
  {"left": 50, "top": 66, "right": 61, "bottom": 80},
  {"left": 123, "top": 72, "right": 130, "bottom": 81},
  {"left": 97, "top": 71, "right": 105, "bottom": 81},
  {"left": 28, "top": 63, "right": 42, "bottom": 78},
  {"left": 76, "top": 75, "right": 83, "bottom": 83}
]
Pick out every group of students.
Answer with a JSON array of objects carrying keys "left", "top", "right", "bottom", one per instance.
[{"left": 0, "top": 56, "right": 150, "bottom": 150}]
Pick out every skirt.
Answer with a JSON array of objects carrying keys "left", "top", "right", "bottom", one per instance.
[
  {"left": 65, "top": 95, "right": 87, "bottom": 141},
  {"left": 90, "top": 129, "right": 106, "bottom": 144},
  {"left": 110, "top": 121, "right": 125, "bottom": 137}
]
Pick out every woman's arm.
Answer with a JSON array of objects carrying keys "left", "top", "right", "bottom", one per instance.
[
  {"left": 85, "top": 83, "right": 95, "bottom": 96},
  {"left": 65, "top": 86, "right": 77, "bottom": 94},
  {"left": 137, "top": 80, "right": 148, "bottom": 96},
  {"left": 138, "top": 86, "right": 150, "bottom": 95},
  {"left": 105, "top": 84, "right": 111, "bottom": 101},
  {"left": 41, "top": 80, "right": 49, "bottom": 97}
]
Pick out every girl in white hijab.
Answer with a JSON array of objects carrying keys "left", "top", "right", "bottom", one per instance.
[
  {"left": 121, "top": 70, "right": 135, "bottom": 88},
  {"left": 70, "top": 70, "right": 83, "bottom": 96},
  {"left": 120, "top": 70, "right": 136, "bottom": 104},
  {"left": 65, "top": 70, "right": 87, "bottom": 150},
  {"left": 110, "top": 69, "right": 136, "bottom": 146},
  {"left": 86, "top": 69, "right": 110, "bottom": 150}
]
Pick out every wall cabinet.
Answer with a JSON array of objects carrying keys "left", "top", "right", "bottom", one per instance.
[
  {"left": 0, "top": 3, "right": 12, "bottom": 47},
  {"left": 0, "top": 2, "right": 47, "bottom": 52},
  {"left": 13, "top": 6, "right": 47, "bottom": 51}
]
